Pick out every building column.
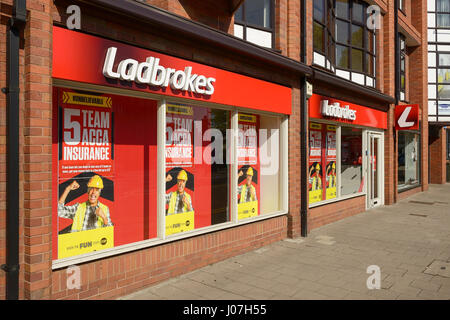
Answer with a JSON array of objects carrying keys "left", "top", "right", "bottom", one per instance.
[
  {"left": 23, "top": 0, "right": 53, "bottom": 300},
  {"left": 429, "top": 126, "right": 447, "bottom": 184}
]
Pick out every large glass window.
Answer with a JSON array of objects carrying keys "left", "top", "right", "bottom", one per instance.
[
  {"left": 313, "top": 0, "right": 376, "bottom": 86},
  {"left": 309, "top": 123, "right": 364, "bottom": 206},
  {"left": 398, "top": 132, "right": 420, "bottom": 189},
  {"left": 165, "top": 104, "right": 231, "bottom": 235},
  {"left": 234, "top": 0, "right": 274, "bottom": 48},
  {"left": 53, "top": 87, "right": 287, "bottom": 264},
  {"left": 340, "top": 127, "right": 363, "bottom": 196}
]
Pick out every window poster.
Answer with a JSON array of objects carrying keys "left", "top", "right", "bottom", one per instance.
[
  {"left": 325, "top": 125, "right": 337, "bottom": 200},
  {"left": 165, "top": 104, "right": 195, "bottom": 235},
  {"left": 309, "top": 123, "right": 323, "bottom": 204},
  {"left": 237, "top": 113, "right": 260, "bottom": 220},
  {"left": 52, "top": 88, "right": 158, "bottom": 260}
]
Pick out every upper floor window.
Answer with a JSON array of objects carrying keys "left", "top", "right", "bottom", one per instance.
[
  {"left": 400, "top": 34, "right": 406, "bottom": 101},
  {"left": 398, "top": 0, "right": 404, "bottom": 12},
  {"left": 234, "top": 0, "right": 274, "bottom": 49},
  {"left": 436, "top": 0, "right": 450, "bottom": 27},
  {"left": 313, "top": 0, "right": 376, "bottom": 87}
]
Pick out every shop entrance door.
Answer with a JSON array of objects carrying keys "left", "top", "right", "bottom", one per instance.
[{"left": 367, "top": 132, "right": 384, "bottom": 209}]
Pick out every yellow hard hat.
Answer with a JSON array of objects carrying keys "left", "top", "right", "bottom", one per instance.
[
  {"left": 246, "top": 167, "right": 254, "bottom": 176},
  {"left": 177, "top": 170, "right": 188, "bottom": 181},
  {"left": 315, "top": 164, "right": 320, "bottom": 170},
  {"left": 87, "top": 175, "right": 104, "bottom": 189}
]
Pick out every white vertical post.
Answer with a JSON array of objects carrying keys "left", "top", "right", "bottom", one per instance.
[
  {"left": 157, "top": 99, "right": 167, "bottom": 239},
  {"left": 280, "top": 116, "right": 289, "bottom": 212},
  {"left": 231, "top": 110, "right": 238, "bottom": 223}
]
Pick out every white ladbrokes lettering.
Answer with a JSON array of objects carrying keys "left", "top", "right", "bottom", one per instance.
[{"left": 103, "top": 47, "right": 216, "bottom": 95}]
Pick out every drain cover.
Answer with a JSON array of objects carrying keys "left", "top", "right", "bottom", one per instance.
[{"left": 423, "top": 260, "right": 450, "bottom": 278}]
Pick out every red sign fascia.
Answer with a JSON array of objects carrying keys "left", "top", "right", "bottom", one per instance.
[
  {"left": 395, "top": 104, "right": 419, "bottom": 131},
  {"left": 308, "top": 94, "right": 387, "bottom": 129},
  {"left": 52, "top": 26, "right": 292, "bottom": 115}
]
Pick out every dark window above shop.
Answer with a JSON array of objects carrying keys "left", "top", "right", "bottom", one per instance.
[
  {"left": 400, "top": 34, "right": 407, "bottom": 102},
  {"left": 234, "top": 0, "right": 274, "bottom": 49},
  {"left": 313, "top": 0, "right": 376, "bottom": 88}
]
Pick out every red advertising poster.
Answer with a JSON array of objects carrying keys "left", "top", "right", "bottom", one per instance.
[
  {"left": 237, "top": 114, "right": 260, "bottom": 220},
  {"left": 59, "top": 92, "right": 114, "bottom": 179},
  {"left": 238, "top": 114, "right": 258, "bottom": 165},
  {"left": 52, "top": 88, "right": 158, "bottom": 260},
  {"left": 325, "top": 125, "right": 337, "bottom": 199},
  {"left": 166, "top": 103, "right": 194, "bottom": 168},
  {"left": 309, "top": 123, "right": 323, "bottom": 204},
  {"left": 165, "top": 167, "right": 195, "bottom": 235}
]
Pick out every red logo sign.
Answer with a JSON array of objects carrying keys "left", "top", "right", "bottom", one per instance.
[{"left": 395, "top": 104, "right": 419, "bottom": 130}]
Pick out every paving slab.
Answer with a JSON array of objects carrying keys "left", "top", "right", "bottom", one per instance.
[{"left": 120, "top": 184, "right": 450, "bottom": 300}]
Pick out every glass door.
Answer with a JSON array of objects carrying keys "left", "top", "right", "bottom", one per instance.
[{"left": 367, "top": 132, "right": 383, "bottom": 208}]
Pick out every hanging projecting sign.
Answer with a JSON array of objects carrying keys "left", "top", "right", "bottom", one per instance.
[
  {"left": 395, "top": 104, "right": 419, "bottom": 130},
  {"left": 52, "top": 26, "right": 292, "bottom": 115}
]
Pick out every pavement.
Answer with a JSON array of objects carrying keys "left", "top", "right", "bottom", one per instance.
[{"left": 119, "top": 184, "right": 450, "bottom": 300}]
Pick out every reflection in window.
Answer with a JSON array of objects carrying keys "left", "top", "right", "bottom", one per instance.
[
  {"left": 313, "top": 0, "right": 376, "bottom": 85},
  {"left": 234, "top": 0, "right": 273, "bottom": 48},
  {"left": 341, "top": 127, "right": 363, "bottom": 196},
  {"left": 398, "top": 132, "right": 419, "bottom": 189}
]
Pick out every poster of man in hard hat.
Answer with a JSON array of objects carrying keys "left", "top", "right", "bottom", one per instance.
[
  {"left": 55, "top": 90, "right": 116, "bottom": 260},
  {"left": 237, "top": 113, "right": 260, "bottom": 220},
  {"left": 237, "top": 165, "right": 259, "bottom": 220},
  {"left": 309, "top": 123, "right": 323, "bottom": 204},
  {"left": 56, "top": 173, "right": 115, "bottom": 259},
  {"left": 165, "top": 167, "right": 195, "bottom": 235},
  {"left": 326, "top": 125, "right": 337, "bottom": 200}
]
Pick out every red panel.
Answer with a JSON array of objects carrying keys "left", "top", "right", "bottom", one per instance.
[
  {"left": 52, "top": 26, "right": 292, "bottom": 115},
  {"left": 395, "top": 104, "right": 419, "bottom": 130},
  {"left": 309, "top": 94, "right": 387, "bottom": 129}
]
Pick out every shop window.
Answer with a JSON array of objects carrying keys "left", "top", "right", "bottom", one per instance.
[
  {"left": 309, "top": 123, "right": 338, "bottom": 204},
  {"left": 165, "top": 104, "right": 231, "bottom": 235},
  {"left": 53, "top": 88, "right": 159, "bottom": 260},
  {"left": 53, "top": 87, "right": 287, "bottom": 264},
  {"left": 313, "top": 0, "right": 376, "bottom": 87},
  {"left": 234, "top": 0, "right": 274, "bottom": 49},
  {"left": 340, "top": 127, "right": 363, "bottom": 196},
  {"left": 398, "top": 131, "right": 420, "bottom": 189},
  {"left": 238, "top": 113, "right": 283, "bottom": 219}
]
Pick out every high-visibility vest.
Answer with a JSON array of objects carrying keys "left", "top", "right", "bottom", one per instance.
[
  {"left": 168, "top": 191, "right": 192, "bottom": 215},
  {"left": 311, "top": 176, "right": 322, "bottom": 190},
  {"left": 71, "top": 201, "right": 109, "bottom": 232},
  {"left": 240, "top": 184, "right": 256, "bottom": 204},
  {"left": 328, "top": 174, "right": 335, "bottom": 188}
]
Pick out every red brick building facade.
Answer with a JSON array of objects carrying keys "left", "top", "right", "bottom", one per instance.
[{"left": 0, "top": 0, "right": 428, "bottom": 300}]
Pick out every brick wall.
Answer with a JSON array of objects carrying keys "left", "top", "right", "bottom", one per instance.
[
  {"left": 397, "top": 185, "right": 421, "bottom": 201},
  {"left": 145, "top": 0, "right": 234, "bottom": 33},
  {"left": 0, "top": 0, "right": 302, "bottom": 300},
  {"left": 308, "top": 196, "right": 366, "bottom": 231},
  {"left": 51, "top": 216, "right": 288, "bottom": 300},
  {"left": 429, "top": 126, "right": 446, "bottom": 184}
]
